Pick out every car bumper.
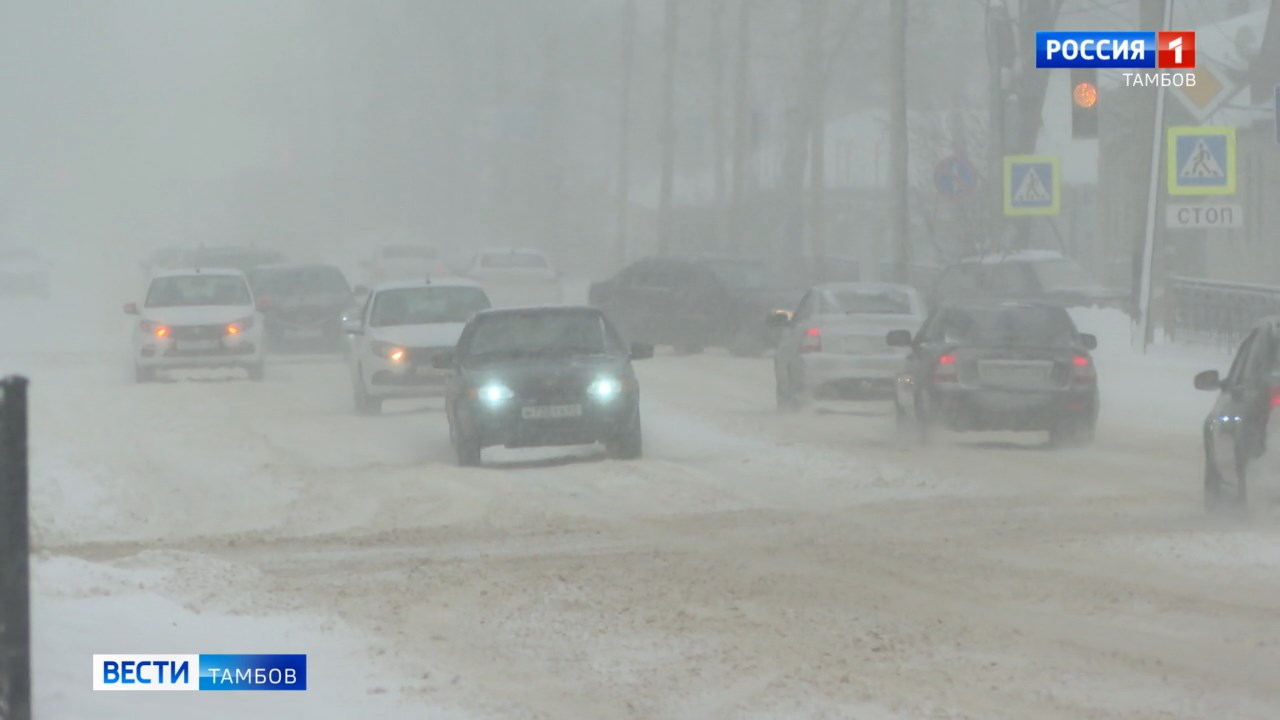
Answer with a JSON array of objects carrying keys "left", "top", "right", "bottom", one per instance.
[
  {"left": 364, "top": 359, "right": 450, "bottom": 398},
  {"left": 459, "top": 397, "right": 637, "bottom": 449},
  {"left": 929, "top": 385, "right": 1097, "bottom": 432},
  {"left": 135, "top": 337, "right": 263, "bottom": 368},
  {"left": 801, "top": 353, "right": 907, "bottom": 398}
]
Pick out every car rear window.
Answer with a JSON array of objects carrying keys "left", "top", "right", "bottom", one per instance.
[
  {"left": 382, "top": 245, "right": 437, "bottom": 260},
  {"left": 146, "top": 275, "right": 252, "bottom": 308},
  {"left": 479, "top": 252, "right": 549, "bottom": 269},
  {"left": 943, "top": 305, "right": 1078, "bottom": 347},
  {"left": 251, "top": 266, "right": 349, "bottom": 297},
  {"left": 369, "top": 286, "right": 490, "bottom": 327},
  {"left": 1032, "top": 258, "right": 1099, "bottom": 291},
  {"left": 465, "top": 311, "right": 620, "bottom": 360},
  {"left": 828, "top": 288, "right": 916, "bottom": 315}
]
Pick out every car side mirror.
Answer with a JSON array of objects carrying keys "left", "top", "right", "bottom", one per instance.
[
  {"left": 430, "top": 350, "right": 455, "bottom": 370},
  {"left": 886, "top": 329, "right": 914, "bottom": 348},
  {"left": 123, "top": 302, "right": 139, "bottom": 315},
  {"left": 1194, "top": 369, "right": 1221, "bottom": 391},
  {"left": 1080, "top": 333, "right": 1097, "bottom": 351},
  {"left": 629, "top": 342, "right": 655, "bottom": 360},
  {"left": 342, "top": 317, "right": 363, "bottom": 335},
  {"left": 765, "top": 309, "right": 793, "bottom": 328}
]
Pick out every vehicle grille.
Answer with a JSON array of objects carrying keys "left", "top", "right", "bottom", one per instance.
[{"left": 169, "top": 325, "right": 225, "bottom": 340}]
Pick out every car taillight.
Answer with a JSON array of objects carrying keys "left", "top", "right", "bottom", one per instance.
[
  {"left": 1270, "top": 386, "right": 1280, "bottom": 409},
  {"left": 800, "top": 327, "right": 821, "bottom": 353},
  {"left": 1070, "top": 355, "right": 1096, "bottom": 384},
  {"left": 933, "top": 354, "right": 958, "bottom": 383}
]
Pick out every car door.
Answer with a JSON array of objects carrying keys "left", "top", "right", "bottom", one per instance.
[
  {"left": 897, "top": 308, "right": 947, "bottom": 414},
  {"left": 1209, "top": 328, "right": 1262, "bottom": 481},
  {"left": 351, "top": 290, "right": 378, "bottom": 373},
  {"left": 776, "top": 290, "right": 818, "bottom": 379}
]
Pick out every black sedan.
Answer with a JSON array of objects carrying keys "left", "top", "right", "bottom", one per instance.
[
  {"left": 247, "top": 263, "right": 359, "bottom": 351},
  {"left": 888, "top": 300, "right": 1099, "bottom": 447},
  {"left": 1194, "top": 316, "right": 1280, "bottom": 515},
  {"left": 434, "top": 306, "right": 653, "bottom": 466}
]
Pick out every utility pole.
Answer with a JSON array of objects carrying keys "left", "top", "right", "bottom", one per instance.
[
  {"left": 710, "top": 0, "right": 728, "bottom": 251},
  {"left": 1136, "top": 0, "right": 1174, "bottom": 352},
  {"left": 0, "top": 377, "right": 31, "bottom": 720},
  {"left": 729, "top": 0, "right": 751, "bottom": 254},
  {"left": 986, "top": 0, "right": 1014, "bottom": 253},
  {"left": 616, "top": 0, "right": 637, "bottom": 267},
  {"left": 657, "top": 0, "right": 679, "bottom": 256},
  {"left": 888, "top": 0, "right": 910, "bottom": 284}
]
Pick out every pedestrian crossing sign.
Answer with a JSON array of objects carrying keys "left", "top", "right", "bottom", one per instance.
[
  {"left": 1167, "top": 126, "right": 1236, "bottom": 196},
  {"left": 1003, "top": 155, "right": 1059, "bottom": 216}
]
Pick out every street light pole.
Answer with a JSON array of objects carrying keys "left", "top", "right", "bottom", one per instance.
[{"left": 1136, "top": 0, "right": 1174, "bottom": 353}]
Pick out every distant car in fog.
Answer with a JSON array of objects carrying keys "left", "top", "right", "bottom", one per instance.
[
  {"left": 928, "top": 250, "right": 1129, "bottom": 313},
  {"left": 769, "top": 283, "right": 927, "bottom": 410},
  {"left": 140, "top": 247, "right": 194, "bottom": 279},
  {"left": 888, "top": 299, "right": 1099, "bottom": 448},
  {"left": 125, "top": 268, "right": 265, "bottom": 382},
  {"left": 361, "top": 243, "right": 451, "bottom": 284},
  {"left": 247, "top": 263, "right": 357, "bottom": 351},
  {"left": 462, "top": 248, "right": 563, "bottom": 307},
  {"left": 1194, "top": 317, "right": 1280, "bottom": 515},
  {"left": 0, "top": 248, "right": 51, "bottom": 299},
  {"left": 434, "top": 305, "right": 652, "bottom": 466},
  {"left": 588, "top": 255, "right": 805, "bottom": 356},
  {"left": 344, "top": 277, "right": 492, "bottom": 414},
  {"left": 190, "top": 246, "right": 288, "bottom": 274}
]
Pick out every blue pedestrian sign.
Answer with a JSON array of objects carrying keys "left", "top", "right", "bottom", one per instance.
[
  {"left": 1003, "top": 155, "right": 1059, "bottom": 216},
  {"left": 934, "top": 155, "right": 978, "bottom": 200},
  {"left": 1167, "top": 126, "right": 1236, "bottom": 196}
]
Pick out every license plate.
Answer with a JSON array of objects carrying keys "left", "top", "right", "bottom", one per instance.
[
  {"left": 176, "top": 339, "right": 219, "bottom": 351},
  {"left": 521, "top": 404, "right": 582, "bottom": 419}
]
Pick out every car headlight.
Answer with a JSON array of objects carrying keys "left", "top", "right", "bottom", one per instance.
[
  {"left": 371, "top": 341, "right": 407, "bottom": 362},
  {"left": 470, "top": 383, "right": 514, "bottom": 403},
  {"left": 588, "top": 377, "right": 626, "bottom": 401}
]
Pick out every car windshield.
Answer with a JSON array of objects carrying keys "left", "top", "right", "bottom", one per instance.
[
  {"left": 368, "top": 286, "right": 490, "bottom": 327},
  {"left": 465, "top": 311, "right": 618, "bottom": 362},
  {"left": 250, "top": 266, "right": 349, "bottom": 297},
  {"left": 145, "top": 275, "right": 252, "bottom": 308},
  {"left": 705, "top": 260, "right": 773, "bottom": 291},
  {"left": 829, "top": 288, "right": 916, "bottom": 315},
  {"left": 1032, "top": 258, "right": 1098, "bottom": 291},
  {"left": 479, "top": 251, "right": 549, "bottom": 269},
  {"left": 945, "top": 305, "right": 1078, "bottom": 347},
  {"left": 382, "top": 245, "right": 437, "bottom": 260}
]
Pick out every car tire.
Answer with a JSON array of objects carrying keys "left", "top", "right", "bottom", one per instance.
[
  {"left": 353, "top": 375, "right": 381, "bottom": 415},
  {"left": 134, "top": 365, "right": 155, "bottom": 384},
  {"left": 776, "top": 368, "right": 805, "bottom": 412},
  {"left": 247, "top": 361, "right": 265, "bottom": 382},
  {"left": 455, "top": 432, "right": 482, "bottom": 467},
  {"left": 606, "top": 408, "right": 643, "bottom": 460},
  {"left": 1049, "top": 419, "right": 1095, "bottom": 448},
  {"left": 1206, "top": 448, "right": 1249, "bottom": 517},
  {"left": 895, "top": 394, "right": 930, "bottom": 447}
]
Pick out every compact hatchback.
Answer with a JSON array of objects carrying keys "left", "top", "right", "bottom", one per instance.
[
  {"left": 345, "top": 278, "right": 492, "bottom": 414},
  {"left": 125, "top": 269, "right": 265, "bottom": 382},
  {"left": 435, "top": 306, "right": 653, "bottom": 466}
]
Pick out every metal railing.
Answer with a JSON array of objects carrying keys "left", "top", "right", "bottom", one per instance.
[
  {"left": 1170, "top": 276, "right": 1280, "bottom": 349},
  {"left": 0, "top": 376, "right": 30, "bottom": 720}
]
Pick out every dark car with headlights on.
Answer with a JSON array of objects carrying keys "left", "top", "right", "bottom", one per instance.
[
  {"left": 888, "top": 300, "right": 1099, "bottom": 447},
  {"left": 435, "top": 306, "right": 653, "bottom": 466},
  {"left": 247, "top": 263, "right": 357, "bottom": 350}
]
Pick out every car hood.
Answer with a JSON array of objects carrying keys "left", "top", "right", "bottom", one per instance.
[
  {"left": 461, "top": 355, "right": 633, "bottom": 390},
  {"left": 141, "top": 306, "right": 255, "bottom": 325},
  {"left": 368, "top": 322, "right": 467, "bottom": 348}
]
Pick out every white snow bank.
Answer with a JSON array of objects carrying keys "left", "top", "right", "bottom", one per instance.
[{"left": 33, "top": 555, "right": 476, "bottom": 720}]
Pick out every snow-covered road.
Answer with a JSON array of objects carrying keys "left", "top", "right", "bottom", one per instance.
[{"left": 8, "top": 283, "right": 1280, "bottom": 719}]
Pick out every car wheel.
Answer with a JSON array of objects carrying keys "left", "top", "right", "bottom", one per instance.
[
  {"left": 353, "top": 374, "right": 381, "bottom": 415},
  {"left": 606, "top": 407, "right": 643, "bottom": 460},
  {"left": 1049, "top": 418, "right": 1095, "bottom": 448},
  {"left": 455, "top": 431, "right": 482, "bottom": 467},
  {"left": 134, "top": 365, "right": 155, "bottom": 384},
  {"left": 896, "top": 393, "right": 931, "bottom": 447},
  {"left": 247, "top": 361, "right": 265, "bottom": 382}
]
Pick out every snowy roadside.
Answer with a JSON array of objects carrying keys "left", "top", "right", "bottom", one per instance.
[{"left": 32, "top": 555, "right": 475, "bottom": 720}]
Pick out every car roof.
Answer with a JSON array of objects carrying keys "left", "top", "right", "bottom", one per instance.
[
  {"left": 944, "top": 298, "right": 1066, "bottom": 312},
  {"left": 814, "top": 281, "right": 918, "bottom": 294},
  {"left": 957, "top": 249, "right": 1066, "bottom": 266},
  {"left": 149, "top": 267, "right": 247, "bottom": 280},
  {"left": 369, "top": 276, "right": 481, "bottom": 292},
  {"left": 472, "top": 304, "right": 601, "bottom": 319}
]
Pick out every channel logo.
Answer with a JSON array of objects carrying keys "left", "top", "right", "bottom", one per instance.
[
  {"left": 1036, "top": 31, "right": 1195, "bottom": 69},
  {"left": 93, "top": 654, "right": 307, "bottom": 692}
]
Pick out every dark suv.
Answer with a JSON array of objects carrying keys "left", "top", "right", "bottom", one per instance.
[
  {"left": 247, "top": 263, "right": 357, "bottom": 350},
  {"left": 928, "top": 250, "right": 1129, "bottom": 313},
  {"left": 588, "top": 255, "right": 804, "bottom": 355}
]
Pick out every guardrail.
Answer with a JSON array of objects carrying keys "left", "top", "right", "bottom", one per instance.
[
  {"left": 1170, "top": 276, "right": 1280, "bottom": 349},
  {"left": 0, "top": 376, "right": 30, "bottom": 720}
]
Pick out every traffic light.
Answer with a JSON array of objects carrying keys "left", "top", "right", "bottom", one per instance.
[{"left": 1071, "top": 67, "right": 1098, "bottom": 139}]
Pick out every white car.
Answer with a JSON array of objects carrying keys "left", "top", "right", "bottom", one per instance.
[
  {"left": 463, "top": 248, "right": 563, "bottom": 307},
  {"left": 345, "top": 277, "right": 492, "bottom": 414},
  {"left": 0, "top": 248, "right": 52, "bottom": 298},
  {"left": 770, "top": 282, "right": 927, "bottom": 410},
  {"left": 125, "top": 268, "right": 265, "bottom": 383},
  {"left": 360, "top": 243, "right": 450, "bottom": 285}
]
